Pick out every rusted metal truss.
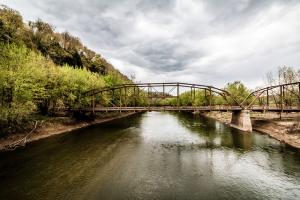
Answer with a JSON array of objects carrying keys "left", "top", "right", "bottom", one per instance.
[
  {"left": 83, "top": 81, "right": 300, "bottom": 113},
  {"left": 242, "top": 81, "right": 300, "bottom": 112}
]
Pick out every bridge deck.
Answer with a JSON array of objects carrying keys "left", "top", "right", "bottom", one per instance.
[{"left": 78, "top": 106, "right": 300, "bottom": 112}]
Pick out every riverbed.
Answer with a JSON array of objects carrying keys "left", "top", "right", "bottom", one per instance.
[{"left": 0, "top": 112, "right": 299, "bottom": 199}]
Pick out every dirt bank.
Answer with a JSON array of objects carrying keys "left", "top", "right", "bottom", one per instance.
[
  {"left": 0, "top": 112, "right": 138, "bottom": 152},
  {"left": 201, "top": 111, "right": 300, "bottom": 148},
  {"left": 252, "top": 119, "right": 300, "bottom": 148}
]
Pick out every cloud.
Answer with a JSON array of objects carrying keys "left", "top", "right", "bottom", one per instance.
[{"left": 3, "top": 0, "right": 300, "bottom": 88}]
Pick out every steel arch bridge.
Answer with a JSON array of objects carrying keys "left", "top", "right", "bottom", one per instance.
[{"left": 80, "top": 82, "right": 300, "bottom": 113}]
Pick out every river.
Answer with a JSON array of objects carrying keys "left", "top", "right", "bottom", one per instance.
[{"left": 0, "top": 112, "right": 299, "bottom": 199}]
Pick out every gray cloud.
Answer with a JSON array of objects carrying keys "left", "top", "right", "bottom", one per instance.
[{"left": 2, "top": 0, "right": 300, "bottom": 88}]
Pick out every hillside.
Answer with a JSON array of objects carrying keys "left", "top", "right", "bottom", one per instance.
[
  {"left": 0, "top": 5, "right": 132, "bottom": 135},
  {"left": 0, "top": 5, "right": 129, "bottom": 80}
]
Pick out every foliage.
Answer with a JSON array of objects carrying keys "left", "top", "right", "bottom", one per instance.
[
  {"left": 155, "top": 89, "right": 222, "bottom": 106},
  {"left": 0, "top": 5, "right": 129, "bottom": 78},
  {"left": 224, "top": 81, "right": 251, "bottom": 105},
  {"left": 153, "top": 83, "right": 252, "bottom": 107},
  {"left": 0, "top": 6, "right": 132, "bottom": 136},
  {"left": 0, "top": 44, "right": 106, "bottom": 135},
  {"left": 0, "top": 5, "right": 23, "bottom": 44}
]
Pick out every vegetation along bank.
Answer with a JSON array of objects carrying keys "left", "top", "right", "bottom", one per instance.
[{"left": 1, "top": 6, "right": 299, "bottom": 150}]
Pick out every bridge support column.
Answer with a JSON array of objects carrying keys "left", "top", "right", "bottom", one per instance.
[{"left": 230, "top": 110, "right": 252, "bottom": 132}]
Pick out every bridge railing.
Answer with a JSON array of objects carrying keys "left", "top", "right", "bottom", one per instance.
[
  {"left": 248, "top": 105, "right": 300, "bottom": 111},
  {"left": 67, "top": 105, "right": 300, "bottom": 112},
  {"left": 89, "top": 105, "right": 243, "bottom": 111}
]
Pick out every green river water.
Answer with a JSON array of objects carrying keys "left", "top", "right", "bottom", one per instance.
[{"left": 0, "top": 112, "right": 299, "bottom": 199}]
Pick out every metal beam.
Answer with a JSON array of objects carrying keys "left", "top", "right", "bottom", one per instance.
[
  {"left": 280, "top": 85, "right": 283, "bottom": 118},
  {"left": 266, "top": 88, "right": 269, "bottom": 108},
  {"left": 163, "top": 83, "right": 165, "bottom": 99},
  {"left": 177, "top": 82, "right": 179, "bottom": 107},
  {"left": 134, "top": 86, "right": 136, "bottom": 107},
  {"left": 209, "top": 87, "right": 212, "bottom": 111}
]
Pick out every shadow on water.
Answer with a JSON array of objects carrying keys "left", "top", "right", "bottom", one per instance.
[{"left": 0, "top": 113, "right": 143, "bottom": 200}]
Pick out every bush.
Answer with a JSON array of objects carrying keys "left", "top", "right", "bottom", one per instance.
[{"left": 0, "top": 44, "right": 107, "bottom": 135}]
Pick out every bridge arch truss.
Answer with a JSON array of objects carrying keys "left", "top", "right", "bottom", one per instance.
[
  {"left": 241, "top": 81, "right": 300, "bottom": 112},
  {"left": 83, "top": 82, "right": 241, "bottom": 112}
]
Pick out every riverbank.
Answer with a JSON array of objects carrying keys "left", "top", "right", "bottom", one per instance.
[
  {"left": 0, "top": 112, "right": 138, "bottom": 152},
  {"left": 201, "top": 111, "right": 300, "bottom": 148}
]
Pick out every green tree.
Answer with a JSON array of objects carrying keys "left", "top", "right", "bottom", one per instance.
[
  {"left": 224, "top": 81, "right": 251, "bottom": 106},
  {"left": 0, "top": 5, "right": 24, "bottom": 44}
]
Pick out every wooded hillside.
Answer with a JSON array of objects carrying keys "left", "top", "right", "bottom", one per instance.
[{"left": 0, "top": 5, "right": 131, "bottom": 135}]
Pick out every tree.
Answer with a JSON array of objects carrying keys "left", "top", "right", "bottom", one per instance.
[
  {"left": 0, "top": 5, "right": 24, "bottom": 44},
  {"left": 0, "top": 6, "right": 133, "bottom": 136},
  {"left": 224, "top": 81, "right": 251, "bottom": 105}
]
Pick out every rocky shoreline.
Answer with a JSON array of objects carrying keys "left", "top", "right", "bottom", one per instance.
[
  {"left": 0, "top": 112, "right": 138, "bottom": 152},
  {"left": 201, "top": 111, "right": 300, "bottom": 149}
]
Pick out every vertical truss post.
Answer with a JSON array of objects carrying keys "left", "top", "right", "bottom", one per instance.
[
  {"left": 190, "top": 86, "right": 193, "bottom": 105},
  {"left": 124, "top": 86, "right": 127, "bottom": 107},
  {"left": 280, "top": 85, "right": 283, "bottom": 118},
  {"left": 148, "top": 83, "right": 150, "bottom": 110},
  {"left": 177, "top": 82, "right": 179, "bottom": 108},
  {"left": 298, "top": 83, "right": 300, "bottom": 107},
  {"left": 209, "top": 87, "right": 212, "bottom": 111},
  {"left": 119, "top": 88, "right": 122, "bottom": 112},
  {"left": 134, "top": 86, "right": 136, "bottom": 107},
  {"left": 137, "top": 86, "right": 140, "bottom": 106},
  {"left": 266, "top": 88, "right": 269, "bottom": 109},
  {"left": 163, "top": 83, "right": 165, "bottom": 99},
  {"left": 205, "top": 89, "right": 207, "bottom": 106},
  {"left": 283, "top": 85, "right": 285, "bottom": 107}
]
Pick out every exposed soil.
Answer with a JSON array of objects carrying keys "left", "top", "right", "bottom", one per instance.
[
  {"left": 252, "top": 119, "right": 300, "bottom": 148},
  {"left": 201, "top": 111, "right": 300, "bottom": 149},
  {"left": 0, "top": 112, "right": 138, "bottom": 152},
  {"left": 2, "top": 110, "right": 299, "bottom": 151}
]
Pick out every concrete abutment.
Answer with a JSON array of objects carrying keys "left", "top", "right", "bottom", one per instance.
[{"left": 230, "top": 110, "right": 252, "bottom": 132}]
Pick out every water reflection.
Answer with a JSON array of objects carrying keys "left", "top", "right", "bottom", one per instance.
[
  {"left": 175, "top": 112, "right": 300, "bottom": 180},
  {"left": 174, "top": 112, "right": 255, "bottom": 150},
  {"left": 0, "top": 112, "right": 299, "bottom": 200},
  {"left": 231, "top": 129, "right": 253, "bottom": 149}
]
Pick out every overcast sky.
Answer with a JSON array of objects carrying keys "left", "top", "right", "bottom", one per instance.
[{"left": 2, "top": 0, "right": 300, "bottom": 88}]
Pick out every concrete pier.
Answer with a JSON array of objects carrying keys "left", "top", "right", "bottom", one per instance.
[{"left": 230, "top": 110, "right": 252, "bottom": 132}]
